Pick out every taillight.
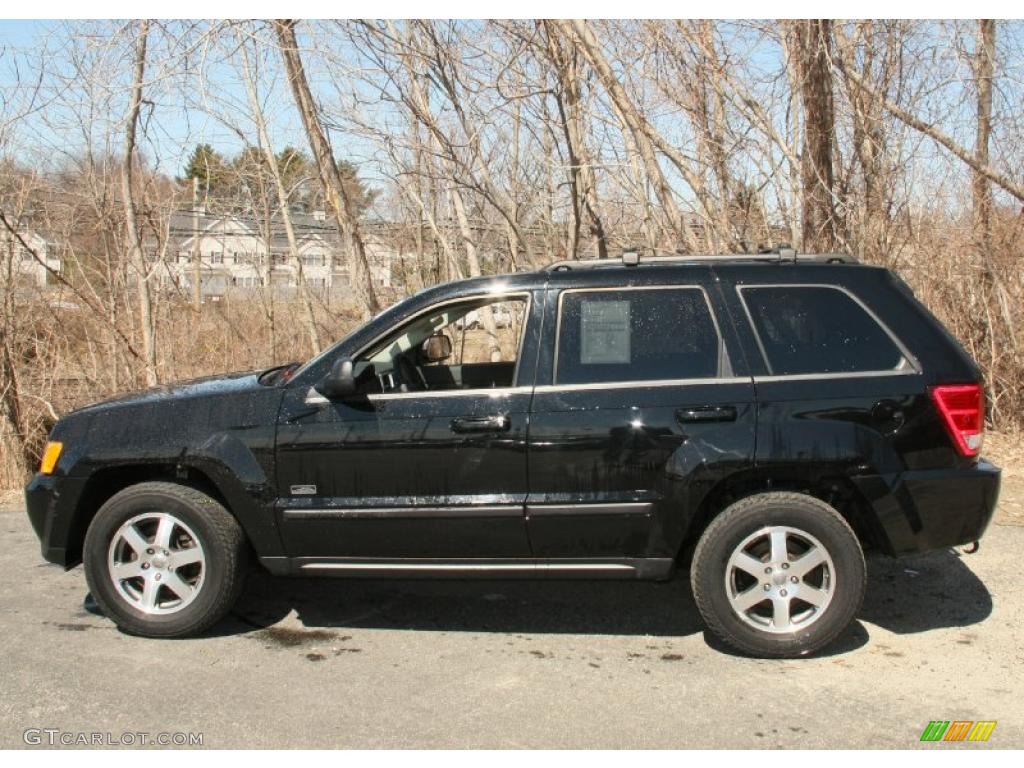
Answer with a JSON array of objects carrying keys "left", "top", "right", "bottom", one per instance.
[{"left": 929, "top": 384, "right": 985, "bottom": 457}]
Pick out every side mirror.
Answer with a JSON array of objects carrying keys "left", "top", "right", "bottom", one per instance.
[
  {"left": 421, "top": 332, "right": 452, "bottom": 363},
  {"left": 315, "top": 356, "right": 358, "bottom": 399}
]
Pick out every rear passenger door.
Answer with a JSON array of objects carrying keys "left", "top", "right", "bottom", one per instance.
[
  {"left": 728, "top": 280, "right": 926, "bottom": 480},
  {"left": 525, "top": 280, "right": 757, "bottom": 560}
]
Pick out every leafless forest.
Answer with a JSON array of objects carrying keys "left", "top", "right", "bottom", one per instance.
[{"left": 1, "top": 19, "right": 1022, "bottom": 487}]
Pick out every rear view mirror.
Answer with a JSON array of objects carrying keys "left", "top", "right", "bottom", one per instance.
[{"left": 421, "top": 333, "right": 453, "bottom": 363}]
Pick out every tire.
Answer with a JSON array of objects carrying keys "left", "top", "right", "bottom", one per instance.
[
  {"left": 690, "top": 492, "right": 866, "bottom": 658},
  {"left": 83, "top": 481, "right": 247, "bottom": 638}
]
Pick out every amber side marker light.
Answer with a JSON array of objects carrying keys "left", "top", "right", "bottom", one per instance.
[{"left": 39, "top": 441, "right": 63, "bottom": 475}]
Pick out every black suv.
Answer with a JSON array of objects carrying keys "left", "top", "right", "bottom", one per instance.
[{"left": 25, "top": 252, "right": 1000, "bottom": 657}]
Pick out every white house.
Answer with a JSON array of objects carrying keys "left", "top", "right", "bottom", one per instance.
[
  {"left": 164, "top": 209, "right": 394, "bottom": 299},
  {"left": 1, "top": 227, "right": 61, "bottom": 287}
]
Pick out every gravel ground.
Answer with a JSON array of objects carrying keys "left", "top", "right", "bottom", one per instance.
[{"left": 1, "top": 482, "right": 1022, "bottom": 748}]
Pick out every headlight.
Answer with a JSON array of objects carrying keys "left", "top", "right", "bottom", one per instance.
[{"left": 39, "top": 441, "right": 63, "bottom": 475}]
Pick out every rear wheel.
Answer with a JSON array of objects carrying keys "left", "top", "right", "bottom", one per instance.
[
  {"left": 84, "top": 482, "right": 247, "bottom": 638},
  {"left": 691, "top": 492, "right": 866, "bottom": 658}
]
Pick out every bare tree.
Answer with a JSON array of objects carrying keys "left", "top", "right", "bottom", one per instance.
[
  {"left": 274, "top": 19, "right": 381, "bottom": 317},
  {"left": 121, "top": 20, "right": 158, "bottom": 386},
  {"left": 236, "top": 28, "right": 322, "bottom": 354},
  {"left": 973, "top": 19, "right": 996, "bottom": 255},
  {"left": 789, "top": 19, "right": 840, "bottom": 252}
]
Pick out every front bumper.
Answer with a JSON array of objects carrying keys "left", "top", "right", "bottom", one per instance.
[
  {"left": 853, "top": 460, "right": 1001, "bottom": 555},
  {"left": 25, "top": 473, "right": 81, "bottom": 568}
]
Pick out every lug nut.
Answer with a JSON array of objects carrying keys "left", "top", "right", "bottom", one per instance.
[
  {"left": 781, "top": 562, "right": 790, "bottom": 570},
  {"left": 780, "top": 589, "right": 788, "bottom": 597},
  {"left": 790, "top": 576, "right": 798, "bottom": 583},
  {"left": 141, "top": 562, "right": 150, "bottom": 570},
  {"left": 154, "top": 573, "right": 161, "bottom": 581},
  {"left": 765, "top": 567, "right": 772, "bottom": 574},
  {"left": 146, "top": 548, "right": 154, "bottom": 555},
  {"left": 763, "top": 584, "right": 771, "bottom": 591}
]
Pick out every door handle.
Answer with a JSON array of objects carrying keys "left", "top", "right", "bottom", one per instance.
[
  {"left": 450, "top": 415, "right": 511, "bottom": 433},
  {"left": 675, "top": 406, "right": 737, "bottom": 424}
]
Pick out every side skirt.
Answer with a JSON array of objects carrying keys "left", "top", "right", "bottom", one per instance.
[{"left": 259, "top": 556, "right": 675, "bottom": 581}]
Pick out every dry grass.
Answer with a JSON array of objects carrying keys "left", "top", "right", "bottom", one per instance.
[
  {"left": 0, "top": 293, "right": 363, "bottom": 488},
  {"left": 4, "top": 220, "right": 1024, "bottom": 493}
]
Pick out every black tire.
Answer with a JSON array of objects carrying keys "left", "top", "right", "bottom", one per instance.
[
  {"left": 83, "top": 481, "right": 247, "bottom": 638},
  {"left": 690, "top": 492, "right": 866, "bottom": 658}
]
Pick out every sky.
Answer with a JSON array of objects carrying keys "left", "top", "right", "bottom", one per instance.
[
  {"left": 0, "top": 19, "right": 339, "bottom": 178},
  {"left": 1, "top": 18, "right": 1021, "bottom": 213}
]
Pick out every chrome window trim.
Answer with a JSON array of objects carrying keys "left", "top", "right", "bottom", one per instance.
[
  {"left": 754, "top": 369, "right": 918, "bottom": 383},
  {"left": 305, "top": 384, "right": 532, "bottom": 405},
  {"left": 552, "top": 284, "right": 728, "bottom": 386},
  {"left": 533, "top": 376, "right": 750, "bottom": 394},
  {"left": 736, "top": 283, "right": 921, "bottom": 378}
]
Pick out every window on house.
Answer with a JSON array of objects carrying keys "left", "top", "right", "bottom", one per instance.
[
  {"left": 555, "top": 288, "right": 722, "bottom": 385},
  {"left": 739, "top": 285, "right": 906, "bottom": 375}
]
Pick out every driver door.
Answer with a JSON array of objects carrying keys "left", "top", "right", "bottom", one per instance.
[{"left": 274, "top": 291, "right": 539, "bottom": 561}]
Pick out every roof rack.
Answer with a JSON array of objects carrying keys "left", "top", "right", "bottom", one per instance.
[{"left": 545, "top": 248, "right": 858, "bottom": 272}]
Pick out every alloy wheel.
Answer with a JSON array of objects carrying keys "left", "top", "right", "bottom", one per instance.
[
  {"left": 724, "top": 525, "right": 835, "bottom": 634},
  {"left": 106, "top": 512, "right": 206, "bottom": 615}
]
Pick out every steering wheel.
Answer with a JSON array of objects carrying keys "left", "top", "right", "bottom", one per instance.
[{"left": 395, "top": 354, "right": 426, "bottom": 392}]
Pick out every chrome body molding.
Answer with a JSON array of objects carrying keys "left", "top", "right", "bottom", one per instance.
[
  {"left": 259, "top": 556, "right": 675, "bottom": 580},
  {"left": 525, "top": 502, "right": 653, "bottom": 516},
  {"left": 282, "top": 505, "right": 521, "bottom": 520},
  {"left": 282, "top": 501, "right": 655, "bottom": 520}
]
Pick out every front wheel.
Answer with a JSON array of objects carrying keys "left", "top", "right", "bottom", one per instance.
[
  {"left": 83, "top": 482, "right": 247, "bottom": 638},
  {"left": 691, "top": 492, "right": 866, "bottom": 658}
]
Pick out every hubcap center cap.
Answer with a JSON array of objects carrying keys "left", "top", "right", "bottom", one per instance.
[{"left": 151, "top": 554, "right": 169, "bottom": 569}]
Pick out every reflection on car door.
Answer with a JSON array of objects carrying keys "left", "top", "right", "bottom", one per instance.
[
  {"left": 525, "top": 282, "right": 757, "bottom": 559},
  {"left": 273, "top": 291, "right": 543, "bottom": 562}
]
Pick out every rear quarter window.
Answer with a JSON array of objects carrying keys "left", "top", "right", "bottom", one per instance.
[{"left": 740, "top": 285, "right": 905, "bottom": 375}]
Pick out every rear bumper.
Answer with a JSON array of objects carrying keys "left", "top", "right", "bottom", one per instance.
[
  {"left": 853, "top": 460, "right": 1001, "bottom": 555},
  {"left": 25, "top": 474, "right": 80, "bottom": 568}
]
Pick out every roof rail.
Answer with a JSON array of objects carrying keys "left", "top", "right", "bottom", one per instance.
[{"left": 545, "top": 249, "right": 858, "bottom": 272}]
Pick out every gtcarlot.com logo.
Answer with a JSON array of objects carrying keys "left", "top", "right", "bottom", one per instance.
[
  {"left": 920, "top": 721, "right": 996, "bottom": 743},
  {"left": 24, "top": 729, "right": 203, "bottom": 747}
]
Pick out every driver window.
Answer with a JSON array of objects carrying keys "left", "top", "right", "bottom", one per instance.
[{"left": 353, "top": 295, "right": 528, "bottom": 394}]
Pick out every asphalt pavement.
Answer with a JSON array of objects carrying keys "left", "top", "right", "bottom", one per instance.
[{"left": 1, "top": 500, "right": 1021, "bottom": 748}]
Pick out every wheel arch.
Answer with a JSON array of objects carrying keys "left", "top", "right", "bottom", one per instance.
[
  {"left": 67, "top": 459, "right": 278, "bottom": 567},
  {"left": 682, "top": 467, "right": 886, "bottom": 559}
]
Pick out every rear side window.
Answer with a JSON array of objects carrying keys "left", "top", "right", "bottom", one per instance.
[
  {"left": 556, "top": 288, "right": 721, "bottom": 384},
  {"left": 740, "top": 285, "right": 904, "bottom": 375}
]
